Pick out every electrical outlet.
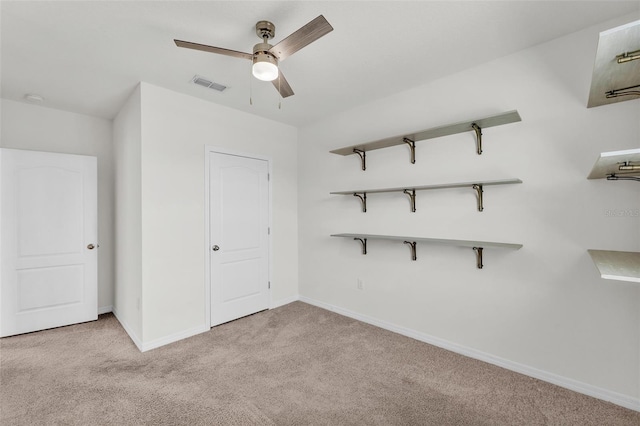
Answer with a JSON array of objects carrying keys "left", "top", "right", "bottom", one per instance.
[{"left": 357, "top": 278, "right": 364, "bottom": 290}]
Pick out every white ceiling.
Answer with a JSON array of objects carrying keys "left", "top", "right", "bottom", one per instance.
[{"left": 2, "top": 1, "right": 638, "bottom": 127}]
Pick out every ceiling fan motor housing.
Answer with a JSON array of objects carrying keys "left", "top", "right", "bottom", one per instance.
[
  {"left": 253, "top": 43, "right": 278, "bottom": 65},
  {"left": 255, "top": 20, "right": 275, "bottom": 40}
]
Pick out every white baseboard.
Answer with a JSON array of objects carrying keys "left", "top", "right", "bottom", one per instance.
[
  {"left": 140, "top": 323, "right": 209, "bottom": 352},
  {"left": 112, "top": 308, "right": 209, "bottom": 352},
  {"left": 110, "top": 294, "right": 299, "bottom": 353},
  {"left": 270, "top": 294, "right": 300, "bottom": 309},
  {"left": 111, "top": 308, "right": 144, "bottom": 352},
  {"left": 299, "top": 296, "right": 640, "bottom": 412},
  {"left": 139, "top": 294, "right": 299, "bottom": 351},
  {"left": 98, "top": 305, "right": 113, "bottom": 315}
]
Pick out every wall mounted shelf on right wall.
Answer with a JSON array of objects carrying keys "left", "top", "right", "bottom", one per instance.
[
  {"left": 587, "top": 148, "right": 640, "bottom": 181},
  {"left": 587, "top": 148, "right": 640, "bottom": 283},
  {"left": 587, "top": 19, "right": 640, "bottom": 108},
  {"left": 588, "top": 250, "right": 640, "bottom": 283}
]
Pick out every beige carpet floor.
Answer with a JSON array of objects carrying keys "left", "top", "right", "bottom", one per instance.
[{"left": 1, "top": 301, "right": 638, "bottom": 425}]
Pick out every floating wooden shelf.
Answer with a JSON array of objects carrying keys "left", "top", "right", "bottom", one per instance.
[
  {"left": 588, "top": 250, "right": 640, "bottom": 283},
  {"left": 330, "top": 178, "right": 522, "bottom": 212},
  {"left": 331, "top": 233, "right": 522, "bottom": 268},
  {"left": 330, "top": 110, "right": 521, "bottom": 170},
  {"left": 587, "top": 148, "right": 640, "bottom": 182}
]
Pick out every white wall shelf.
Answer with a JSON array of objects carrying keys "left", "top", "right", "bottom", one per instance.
[
  {"left": 587, "top": 20, "right": 640, "bottom": 108},
  {"left": 587, "top": 148, "right": 640, "bottom": 182},
  {"left": 587, "top": 149, "right": 639, "bottom": 283},
  {"left": 329, "top": 110, "right": 521, "bottom": 170},
  {"left": 587, "top": 250, "right": 640, "bottom": 283},
  {"left": 331, "top": 233, "right": 522, "bottom": 268},
  {"left": 330, "top": 178, "right": 522, "bottom": 212}
]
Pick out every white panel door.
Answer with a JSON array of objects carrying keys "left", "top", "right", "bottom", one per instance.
[
  {"left": 1, "top": 148, "right": 97, "bottom": 337},
  {"left": 209, "top": 152, "right": 269, "bottom": 326}
]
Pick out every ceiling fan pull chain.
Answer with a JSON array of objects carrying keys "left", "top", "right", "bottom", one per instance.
[{"left": 278, "top": 75, "right": 282, "bottom": 110}]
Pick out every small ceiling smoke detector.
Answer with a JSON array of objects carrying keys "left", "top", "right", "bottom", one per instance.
[
  {"left": 191, "top": 75, "right": 227, "bottom": 92},
  {"left": 24, "top": 93, "right": 44, "bottom": 103}
]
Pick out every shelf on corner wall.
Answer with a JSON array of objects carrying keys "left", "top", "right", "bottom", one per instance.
[
  {"left": 329, "top": 110, "right": 521, "bottom": 170},
  {"left": 587, "top": 148, "right": 640, "bottom": 181},
  {"left": 588, "top": 250, "right": 640, "bottom": 283},
  {"left": 587, "top": 20, "right": 640, "bottom": 108},
  {"left": 587, "top": 151, "right": 639, "bottom": 283}
]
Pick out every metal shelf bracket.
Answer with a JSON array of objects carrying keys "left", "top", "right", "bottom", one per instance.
[
  {"left": 607, "top": 174, "right": 640, "bottom": 182},
  {"left": 403, "top": 189, "right": 417, "bottom": 212},
  {"left": 472, "top": 184, "right": 484, "bottom": 212},
  {"left": 353, "top": 149, "right": 366, "bottom": 171},
  {"left": 404, "top": 241, "right": 417, "bottom": 261},
  {"left": 403, "top": 138, "right": 416, "bottom": 164},
  {"left": 473, "top": 247, "right": 484, "bottom": 269},
  {"left": 471, "top": 123, "right": 483, "bottom": 155},
  {"left": 354, "top": 237, "right": 367, "bottom": 255},
  {"left": 605, "top": 84, "right": 640, "bottom": 99},
  {"left": 353, "top": 192, "right": 367, "bottom": 212}
]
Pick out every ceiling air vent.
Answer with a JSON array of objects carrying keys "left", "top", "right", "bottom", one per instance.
[{"left": 191, "top": 75, "right": 227, "bottom": 92}]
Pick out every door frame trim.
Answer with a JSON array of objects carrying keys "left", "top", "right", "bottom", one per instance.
[{"left": 204, "top": 146, "right": 272, "bottom": 328}]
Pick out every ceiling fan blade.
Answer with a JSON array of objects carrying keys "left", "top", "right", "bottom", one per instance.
[
  {"left": 268, "top": 15, "right": 333, "bottom": 61},
  {"left": 272, "top": 72, "right": 294, "bottom": 98},
  {"left": 174, "top": 39, "right": 252, "bottom": 60}
]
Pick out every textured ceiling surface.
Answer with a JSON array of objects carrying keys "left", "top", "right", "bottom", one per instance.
[{"left": 2, "top": 1, "right": 639, "bottom": 126}]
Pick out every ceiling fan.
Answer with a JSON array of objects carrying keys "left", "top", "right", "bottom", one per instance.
[{"left": 174, "top": 15, "right": 333, "bottom": 98}]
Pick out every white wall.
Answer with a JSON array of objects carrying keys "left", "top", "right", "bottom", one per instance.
[
  {"left": 0, "top": 99, "right": 115, "bottom": 312},
  {"left": 138, "top": 83, "right": 298, "bottom": 344},
  {"left": 112, "top": 86, "right": 143, "bottom": 343},
  {"left": 298, "top": 13, "right": 640, "bottom": 406}
]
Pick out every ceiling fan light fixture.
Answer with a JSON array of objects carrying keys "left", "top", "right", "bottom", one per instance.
[{"left": 252, "top": 50, "right": 278, "bottom": 82}]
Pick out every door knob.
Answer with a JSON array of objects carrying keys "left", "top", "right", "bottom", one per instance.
[
  {"left": 212, "top": 245, "right": 220, "bottom": 251},
  {"left": 87, "top": 244, "right": 96, "bottom": 250}
]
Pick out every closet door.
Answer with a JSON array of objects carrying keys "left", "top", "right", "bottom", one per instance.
[
  {"left": 1, "top": 148, "right": 98, "bottom": 337},
  {"left": 208, "top": 151, "right": 270, "bottom": 326}
]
